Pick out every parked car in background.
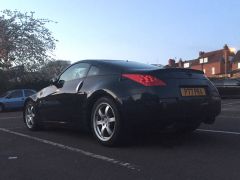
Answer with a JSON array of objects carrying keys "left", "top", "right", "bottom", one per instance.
[
  {"left": 0, "top": 89, "right": 36, "bottom": 112},
  {"left": 210, "top": 78, "right": 240, "bottom": 98}
]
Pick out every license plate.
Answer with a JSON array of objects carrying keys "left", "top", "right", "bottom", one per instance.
[{"left": 180, "top": 88, "right": 206, "bottom": 97}]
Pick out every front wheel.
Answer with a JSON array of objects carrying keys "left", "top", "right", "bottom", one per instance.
[
  {"left": 91, "top": 97, "right": 123, "bottom": 146},
  {"left": 24, "top": 101, "right": 41, "bottom": 131}
]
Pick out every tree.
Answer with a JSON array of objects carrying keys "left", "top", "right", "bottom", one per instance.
[
  {"left": 0, "top": 69, "right": 8, "bottom": 93},
  {"left": 0, "top": 9, "right": 57, "bottom": 71},
  {"left": 40, "top": 60, "right": 71, "bottom": 80}
]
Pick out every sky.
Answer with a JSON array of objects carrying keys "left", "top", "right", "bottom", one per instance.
[{"left": 1, "top": 0, "right": 240, "bottom": 65}]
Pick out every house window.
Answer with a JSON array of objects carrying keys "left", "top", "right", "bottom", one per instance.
[
  {"left": 212, "top": 67, "right": 215, "bottom": 75},
  {"left": 238, "top": 63, "right": 240, "bottom": 69},
  {"left": 203, "top": 57, "right": 208, "bottom": 63},
  {"left": 200, "top": 57, "right": 208, "bottom": 64},
  {"left": 184, "top": 63, "right": 189, "bottom": 68},
  {"left": 203, "top": 69, "right": 206, "bottom": 74}
]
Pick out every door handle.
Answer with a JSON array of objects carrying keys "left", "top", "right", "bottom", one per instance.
[{"left": 76, "top": 81, "right": 83, "bottom": 92}]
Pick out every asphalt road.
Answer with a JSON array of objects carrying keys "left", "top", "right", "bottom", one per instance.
[{"left": 1, "top": 99, "right": 240, "bottom": 180}]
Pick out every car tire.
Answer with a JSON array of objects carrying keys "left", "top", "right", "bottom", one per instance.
[
  {"left": 0, "top": 104, "right": 4, "bottom": 113},
  {"left": 24, "top": 101, "right": 41, "bottom": 131},
  {"left": 91, "top": 97, "right": 123, "bottom": 146}
]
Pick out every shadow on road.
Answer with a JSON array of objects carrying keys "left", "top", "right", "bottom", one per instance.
[{"left": 36, "top": 126, "right": 222, "bottom": 149}]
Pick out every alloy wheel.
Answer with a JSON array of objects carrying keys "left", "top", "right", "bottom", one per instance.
[
  {"left": 93, "top": 102, "right": 116, "bottom": 142},
  {"left": 25, "top": 104, "right": 36, "bottom": 129}
]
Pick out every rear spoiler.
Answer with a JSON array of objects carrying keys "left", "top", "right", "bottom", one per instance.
[{"left": 154, "top": 68, "right": 204, "bottom": 74}]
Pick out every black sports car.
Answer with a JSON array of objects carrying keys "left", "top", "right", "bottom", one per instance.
[{"left": 23, "top": 60, "right": 221, "bottom": 146}]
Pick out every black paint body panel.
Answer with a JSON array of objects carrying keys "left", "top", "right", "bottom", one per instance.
[{"left": 25, "top": 60, "right": 221, "bottom": 130}]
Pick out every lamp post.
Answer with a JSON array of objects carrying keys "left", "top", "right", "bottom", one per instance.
[{"left": 229, "top": 47, "right": 236, "bottom": 53}]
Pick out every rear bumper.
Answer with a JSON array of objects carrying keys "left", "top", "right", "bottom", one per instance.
[{"left": 120, "top": 93, "right": 221, "bottom": 127}]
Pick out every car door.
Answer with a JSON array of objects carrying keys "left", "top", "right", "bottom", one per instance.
[
  {"left": 5, "top": 90, "right": 24, "bottom": 109},
  {"left": 223, "top": 79, "right": 240, "bottom": 98},
  {"left": 236, "top": 80, "right": 240, "bottom": 97},
  {"left": 39, "top": 63, "right": 90, "bottom": 122},
  {"left": 211, "top": 79, "right": 224, "bottom": 97}
]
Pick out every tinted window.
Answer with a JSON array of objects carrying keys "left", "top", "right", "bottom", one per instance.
[
  {"left": 107, "top": 60, "right": 159, "bottom": 70},
  {"left": 88, "top": 66, "right": 100, "bottom": 76},
  {"left": 211, "top": 79, "right": 224, "bottom": 86},
  {"left": 8, "top": 90, "right": 23, "bottom": 98},
  {"left": 59, "top": 63, "right": 90, "bottom": 82},
  {"left": 24, "top": 90, "right": 36, "bottom": 97},
  {"left": 0, "top": 91, "right": 11, "bottom": 98}
]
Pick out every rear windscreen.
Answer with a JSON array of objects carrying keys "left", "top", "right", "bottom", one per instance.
[{"left": 107, "top": 60, "right": 161, "bottom": 70}]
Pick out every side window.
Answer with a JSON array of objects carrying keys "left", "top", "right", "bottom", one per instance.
[
  {"left": 224, "top": 79, "right": 238, "bottom": 86},
  {"left": 24, "top": 90, "right": 36, "bottom": 97},
  {"left": 87, "top": 66, "right": 100, "bottom": 76},
  {"left": 59, "top": 63, "right": 90, "bottom": 82},
  {"left": 211, "top": 79, "right": 223, "bottom": 86},
  {"left": 8, "top": 90, "right": 23, "bottom": 98}
]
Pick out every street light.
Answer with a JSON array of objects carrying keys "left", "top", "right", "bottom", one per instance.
[{"left": 229, "top": 47, "right": 236, "bottom": 53}]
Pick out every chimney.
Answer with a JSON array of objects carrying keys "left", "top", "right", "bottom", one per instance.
[
  {"left": 223, "top": 44, "right": 229, "bottom": 75},
  {"left": 168, "top": 59, "right": 176, "bottom": 67},
  {"left": 224, "top": 44, "right": 229, "bottom": 50},
  {"left": 178, "top": 59, "right": 184, "bottom": 68},
  {"left": 199, "top": 51, "right": 205, "bottom": 57}
]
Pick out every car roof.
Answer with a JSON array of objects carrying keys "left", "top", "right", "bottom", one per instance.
[{"left": 75, "top": 59, "right": 159, "bottom": 70}]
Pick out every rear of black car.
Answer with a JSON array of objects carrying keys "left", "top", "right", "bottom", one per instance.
[{"left": 119, "top": 67, "right": 221, "bottom": 130}]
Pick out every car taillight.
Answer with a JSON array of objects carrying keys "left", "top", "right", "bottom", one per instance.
[{"left": 122, "top": 74, "right": 166, "bottom": 86}]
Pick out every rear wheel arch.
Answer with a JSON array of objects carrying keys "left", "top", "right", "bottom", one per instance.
[{"left": 85, "top": 90, "right": 123, "bottom": 129}]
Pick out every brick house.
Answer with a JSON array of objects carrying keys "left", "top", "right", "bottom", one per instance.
[
  {"left": 166, "top": 45, "right": 239, "bottom": 78},
  {"left": 231, "top": 51, "right": 240, "bottom": 77}
]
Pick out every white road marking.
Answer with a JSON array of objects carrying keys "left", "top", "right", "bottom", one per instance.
[
  {"left": 197, "top": 129, "right": 240, "bottom": 135},
  {"left": 217, "top": 115, "right": 240, "bottom": 119},
  {"left": 0, "top": 116, "right": 20, "bottom": 120},
  {"left": 8, "top": 156, "right": 18, "bottom": 160},
  {"left": 0, "top": 128, "right": 140, "bottom": 171},
  {"left": 7, "top": 127, "right": 25, "bottom": 130},
  {"left": 222, "top": 102, "right": 240, "bottom": 106},
  {"left": 222, "top": 108, "right": 239, "bottom": 112}
]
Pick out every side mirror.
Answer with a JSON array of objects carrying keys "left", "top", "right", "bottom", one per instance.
[
  {"left": 57, "top": 80, "right": 65, "bottom": 88},
  {"left": 50, "top": 77, "right": 58, "bottom": 85},
  {"left": 50, "top": 77, "right": 65, "bottom": 88}
]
